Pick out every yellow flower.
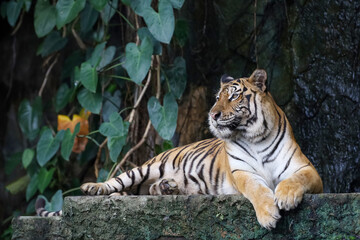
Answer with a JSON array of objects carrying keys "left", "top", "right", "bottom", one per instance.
[{"left": 57, "top": 109, "right": 91, "bottom": 154}]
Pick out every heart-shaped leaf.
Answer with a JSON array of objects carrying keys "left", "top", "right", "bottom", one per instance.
[
  {"left": 87, "top": 42, "right": 107, "bottom": 67},
  {"left": 55, "top": 83, "right": 72, "bottom": 112},
  {"left": 37, "top": 31, "right": 68, "bottom": 57},
  {"left": 142, "top": 0, "right": 174, "bottom": 44},
  {"left": 18, "top": 97, "right": 43, "bottom": 141},
  {"left": 80, "top": 2, "right": 98, "bottom": 33},
  {"left": 138, "top": 27, "right": 162, "bottom": 55},
  {"left": 22, "top": 149, "right": 35, "bottom": 169},
  {"left": 148, "top": 93, "right": 178, "bottom": 140},
  {"left": 129, "top": 0, "right": 151, "bottom": 16},
  {"left": 102, "top": 90, "right": 121, "bottom": 122},
  {"left": 37, "top": 167, "right": 56, "bottom": 193},
  {"left": 61, "top": 123, "right": 80, "bottom": 160},
  {"left": 6, "top": 0, "right": 22, "bottom": 27},
  {"left": 26, "top": 173, "right": 39, "bottom": 201},
  {"left": 89, "top": 0, "right": 108, "bottom": 11},
  {"left": 97, "top": 46, "right": 116, "bottom": 71},
  {"left": 123, "top": 37, "right": 153, "bottom": 85},
  {"left": 100, "top": 112, "right": 129, "bottom": 162},
  {"left": 100, "top": 0, "right": 117, "bottom": 24},
  {"left": 36, "top": 128, "right": 64, "bottom": 167},
  {"left": 34, "top": 0, "right": 56, "bottom": 38},
  {"left": 168, "top": 0, "right": 184, "bottom": 9},
  {"left": 166, "top": 57, "right": 187, "bottom": 99},
  {"left": 77, "top": 87, "right": 102, "bottom": 114},
  {"left": 56, "top": 0, "right": 86, "bottom": 29},
  {"left": 79, "top": 62, "right": 98, "bottom": 93}
]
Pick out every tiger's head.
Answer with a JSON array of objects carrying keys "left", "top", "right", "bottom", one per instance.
[{"left": 209, "top": 69, "right": 275, "bottom": 141}]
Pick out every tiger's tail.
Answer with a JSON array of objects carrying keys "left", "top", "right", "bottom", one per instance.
[{"left": 35, "top": 198, "right": 62, "bottom": 217}]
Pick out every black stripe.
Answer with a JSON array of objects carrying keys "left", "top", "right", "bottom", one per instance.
[
  {"left": 129, "top": 170, "right": 135, "bottom": 187},
  {"left": 159, "top": 161, "right": 166, "bottom": 178},
  {"left": 39, "top": 209, "right": 46, "bottom": 216},
  {"left": 263, "top": 114, "right": 287, "bottom": 164},
  {"left": 137, "top": 167, "right": 143, "bottom": 178},
  {"left": 209, "top": 147, "right": 222, "bottom": 182},
  {"left": 278, "top": 147, "right": 298, "bottom": 179},
  {"left": 294, "top": 162, "right": 311, "bottom": 173},
  {"left": 233, "top": 141, "right": 257, "bottom": 162},
  {"left": 259, "top": 106, "right": 282, "bottom": 153},
  {"left": 227, "top": 152, "right": 257, "bottom": 172},
  {"left": 115, "top": 177, "right": 125, "bottom": 189},
  {"left": 45, "top": 211, "right": 50, "bottom": 217},
  {"left": 136, "top": 164, "right": 152, "bottom": 194},
  {"left": 214, "top": 168, "right": 220, "bottom": 194},
  {"left": 198, "top": 164, "right": 209, "bottom": 194},
  {"left": 189, "top": 174, "right": 202, "bottom": 191},
  {"left": 172, "top": 144, "right": 192, "bottom": 169},
  {"left": 195, "top": 141, "right": 223, "bottom": 169}
]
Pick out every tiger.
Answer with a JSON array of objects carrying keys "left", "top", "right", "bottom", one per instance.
[{"left": 40, "top": 69, "right": 323, "bottom": 229}]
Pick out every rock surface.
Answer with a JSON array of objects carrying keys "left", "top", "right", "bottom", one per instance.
[{"left": 12, "top": 194, "right": 360, "bottom": 239}]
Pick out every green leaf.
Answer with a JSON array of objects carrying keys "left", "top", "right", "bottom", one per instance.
[
  {"left": 6, "top": 0, "right": 22, "bottom": 27},
  {"left": 18, "top": 97, "right": 43, "bottom": 141},
  {"left": 79, "top": 62, "right": 98, "bottom": 93},
  {"left": 89, "top": 0, "right": 108, "bottom": 11},
  {"left": 99, "top": 112, "right": 129, "bottom": 162},
  {"left": 96, "top": 168, "right": 109, "bottom": 182},
  {"left": 24, "top": 0, "right": 32, "bottom": 12},
  {"left": 148, "top": 93, "right": 178, "bottom": 140},
  {"left": 5, "top": 152, "right": 22, "bottom": 175},
  {"left": 34, "top": 0, "right": 56, "bottom": 38},
  {"left": 97, "top": 46, "right": 116, "bottom": 71},
  {"left": 166, "top": 57, "right": 187, "bottom": 99},
  {"left": 87, "top": 42, "right": 107, "bottom": 67},
  {"left": 56, "top": 0, "right": 85, "bottom": 29},
  {"left": 99, "top": 112, "right": 125, "bottom": 137},
  {"left": 6, "top": 175, "right": 30, "bottom": 195},
  {"left": 123, "top": 37, "right": 153, "bottom": 85},
  {"left": 174, "top": 19, "right": 189, "bottom": 47},
  {"left": 37, "top": 31, "right": 68, "bottom": 57},
  {"left": 80, "top": 2, "right": 98, "bottom": 33},
  {"left": 22, "top": 149, "right": 35, "bottom": 169},
  {"left": 1, "top": 2, "right": 8, "bottom": 19},
  {"left": 168, "top": 0, "right": 184, "bottom": 9},
  {"left": 102, "top": 90, "right": 121, "bottom": 122},
  {"left": 55, "top": 83, "right": 72, "bottom": 112},
  {"left": 37, "top": 167, "right": 56, "bottom": 193},
  {"left": 49, "top": 190, "right": 63, "bottom": 211},
  {"left": 77, "top": 87, "right": 102, "bottom": 114},
  {"left": 138, "top": 27, "right": 162, "bottom": 55},
  {"left": 26, "top": 173, "right": 39, "bottom": 201},
  {"left": 129, "top": 0, "right": 151, "bottom": 16},
  {"left": 100, "top": 0, "right": 117, "bottom": 24},
  {"left": 36, "top": 128, "right": 63, "bottom": 167},
  {"left": 61, "top": 123, "right": 80, "bottom": 160},
  {"left": 142, "top": 0, "right": 174, "bottom": 44}
]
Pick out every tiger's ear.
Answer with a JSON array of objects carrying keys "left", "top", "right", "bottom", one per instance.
[
  {"left": 249, "top": 69, "right": 267, "bottom": 92},
  {"left": 220, "top": 74, "right": 234, "bottom": 84}
]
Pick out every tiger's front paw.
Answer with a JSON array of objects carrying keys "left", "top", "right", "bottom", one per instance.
[
  {"left": 275, "top": 180, "right": 305, "bottom": 210},
  {"left": 81, "top": 182, "right": 108, "bottom": 195},
  {"left": 254, "top": 199, "right": 281, "bottom": 230}
]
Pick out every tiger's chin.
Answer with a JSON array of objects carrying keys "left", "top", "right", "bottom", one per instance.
[{"left": 209, "top": 118, "right": 236, "bottom": 140}]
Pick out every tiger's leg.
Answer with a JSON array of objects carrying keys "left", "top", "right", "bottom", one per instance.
[
  {"left": 233, "top": 170, "right": 280, "bottom": 230},
  {"left": 81, "top": 163, "right": 157, "bottom": 195},
  {"left": 275, "top": 163, "right": 323, "bottom": 211},
  {"left": 149, "top": 178, "right": 180, "bottom": 195}
]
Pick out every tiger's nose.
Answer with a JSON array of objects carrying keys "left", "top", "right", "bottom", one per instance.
[{"left": 210, "top": 111, "right": 221, "bottom": 120}]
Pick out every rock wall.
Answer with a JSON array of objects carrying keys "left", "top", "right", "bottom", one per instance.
[{"left": 12, "top": 194, "right": 360, "bottom": 240}]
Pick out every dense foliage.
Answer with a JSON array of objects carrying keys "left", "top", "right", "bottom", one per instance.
[{"left": 1, "top": 0, "right": 187, "bottom": 235}]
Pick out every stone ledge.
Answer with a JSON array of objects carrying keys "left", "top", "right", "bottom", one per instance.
[{"left": 12, "top": 193, "right": 360, "bottom": 240}]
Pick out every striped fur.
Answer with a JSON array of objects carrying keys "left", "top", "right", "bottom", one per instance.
[
  {"left": 80, "top": 69, "right": 323, "bottom": 229},
  {"left": 35, "top": 198, "right": 62, "bottom": 217}
]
